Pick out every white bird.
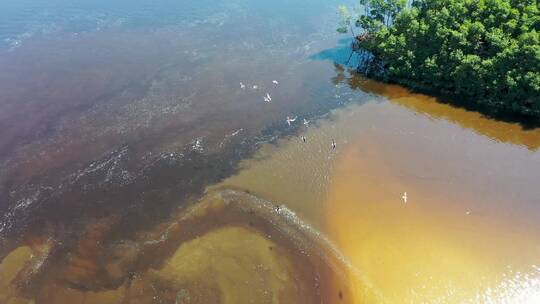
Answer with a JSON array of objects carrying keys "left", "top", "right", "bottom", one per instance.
[
  {"left": 465, "top": 211, "right": 471, "bottom": 215},
  {"left": 272, "top": 80, "right": 279, "bottom": 85},
  {"left": 252, "top": 85, "right": 258, "bottom": 89},
  {"left": 301, "top": 136, "right": 306, "bottom": 143},
  {"left": 264, "top": 93, "right": 272, "bottom": 102},
  {"left": 286, "top": 116, "right": 297, "bottom": 126},
  {"left": 331, "top": 139, "right": 336, "bottom": 150},
  {"left": 240, "top": 82, "right": 246, "bottom": 89},
  {"left": 303, "top": 118, "right": 310, "bottom": 126},
  {"left": 402, "top": 192, "right": 407, "bottom": 204}
]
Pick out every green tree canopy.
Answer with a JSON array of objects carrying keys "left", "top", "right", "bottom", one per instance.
[{"left": 339, "top": 0, "right": 540, "bottom": 117}]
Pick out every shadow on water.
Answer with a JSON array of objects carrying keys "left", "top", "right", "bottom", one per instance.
[
  {"left": 310, "top": 43, "right": 540, "bottom": 150},
  {"left": 309, "top": 37, "right": 360, "bottom": 68},
  {"left": 311, "top": 40, "right": 540, "bottom": 129}
]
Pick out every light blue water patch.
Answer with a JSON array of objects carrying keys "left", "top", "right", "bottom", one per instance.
[
  {"left": 309, "top": 37, "right": 361, "bottom": 67},
  {"left": 0, "top": 0, "right": 357, "bottom": 49},
  {"left": 0, "top": 0, "right": 230, "bottom": 48}
]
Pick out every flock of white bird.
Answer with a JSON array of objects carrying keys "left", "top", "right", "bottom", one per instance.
[{"left": 240, "top": 80, "right": 411, "bottom": 205}]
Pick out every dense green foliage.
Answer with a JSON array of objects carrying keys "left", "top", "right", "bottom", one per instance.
[{"left": 340, "top": 0, "right": 540, "bottom": 117}]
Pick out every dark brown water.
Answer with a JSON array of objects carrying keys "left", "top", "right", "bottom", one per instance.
[
  {"left": 1, "top": 0, "right": 540, "bottom": 303},
  {"left": 0, "top": 0, "right": 345, "bottom": 240}
]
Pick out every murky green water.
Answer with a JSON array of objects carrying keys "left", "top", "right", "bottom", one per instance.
[{"left": 1, "top": 0, "right": 539, "bottom": 303}]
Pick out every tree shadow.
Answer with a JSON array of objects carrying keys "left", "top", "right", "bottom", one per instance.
[
  {"left": 310, "top": 42, "right": 540, "bottom": 150},
  {"left": 311, "top": 41, "right": 540, "bottom": 131},
  {"left": 309, "top": 38, "right": 361, "bottom": 68}
]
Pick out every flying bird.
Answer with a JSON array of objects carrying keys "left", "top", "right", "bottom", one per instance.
[
  {"left": 240, "top": 82, "right": 246, "bottom": 89},
  {"left": 272, "top": 80, "right": 279, "bottom": 85},
  {"left": 301, "top": 136, "right": 306, "bottom": 143},
  {"left": 303, "top": 119, "right": 310, "bottom": 126},
  {"left": 264, "top": 93, "right": 272, "bottom": 102},
  {"left": 402, "top": 192, "right": 408, "bottom": 204},
  {"left": 286, "top": 116, "right": 297, "bottom": 126},
  {"left": 331, "top": 139, "right": 336, "bottom": 150}
]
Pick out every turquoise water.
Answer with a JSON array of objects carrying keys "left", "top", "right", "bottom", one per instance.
[
  {"left": 0, "top": 0, "right": 224, "bottom": 47},
  {"left": 0, "top": 0, "right": 347, "bottom": 48}
]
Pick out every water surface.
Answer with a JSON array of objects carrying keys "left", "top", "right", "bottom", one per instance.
[
  {"left": 1, "top": 0, "right": 540, "bottom": 303},
  {"left": 219, "top": 75, "right": 540, "bottom": 302}
]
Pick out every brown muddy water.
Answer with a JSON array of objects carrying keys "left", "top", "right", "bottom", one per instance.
[{"left": 1, "top": 1, "right": 540, "bottom": 303}]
